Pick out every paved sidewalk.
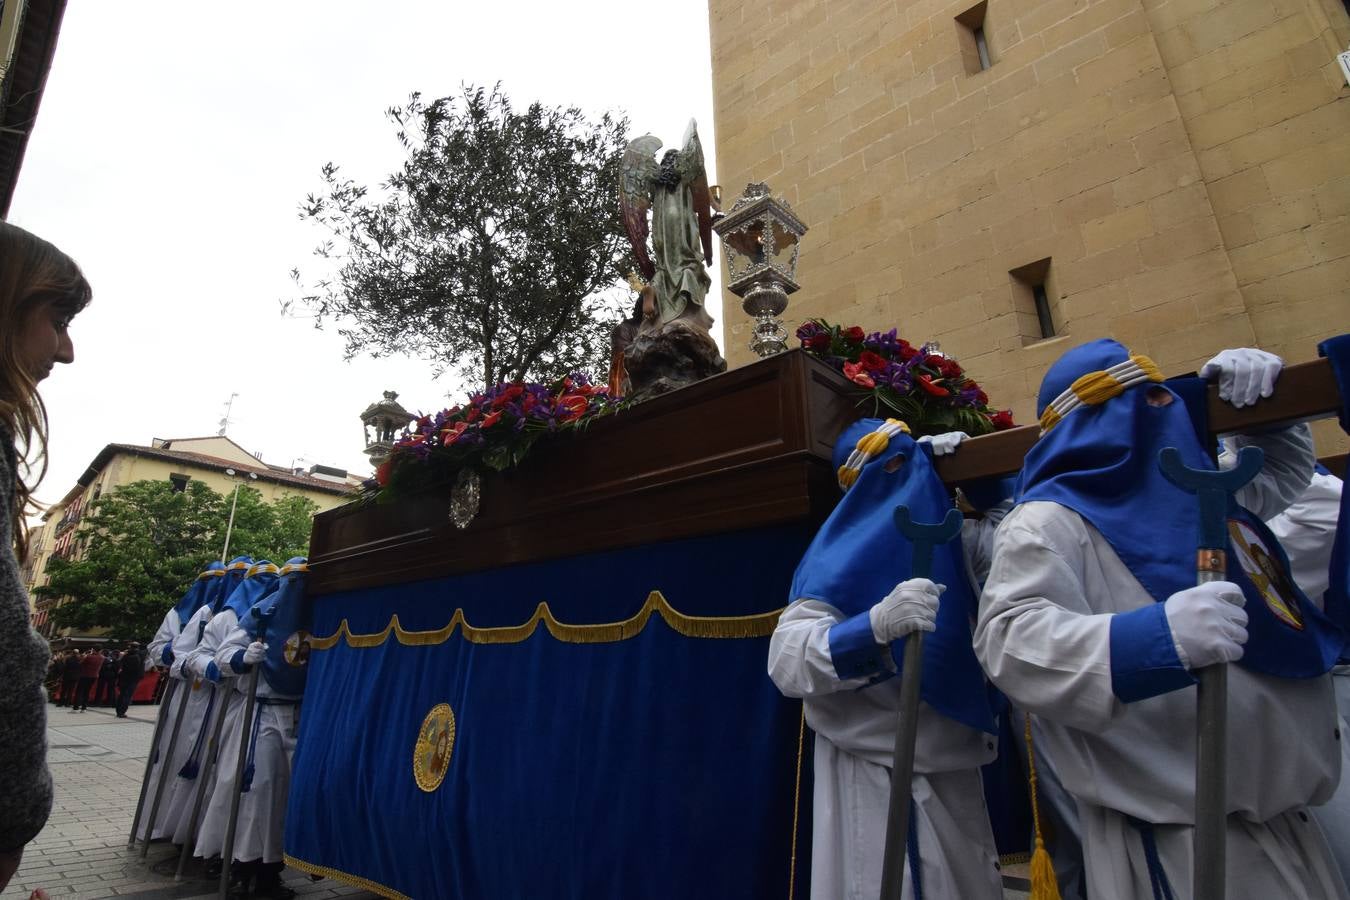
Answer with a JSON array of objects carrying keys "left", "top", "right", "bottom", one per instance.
[
  {"left": 4, "top": 703, "right": 1032, "bottom": 899},
  {"left": 1, "top": 704, "right": 374, "bottom": 900}
]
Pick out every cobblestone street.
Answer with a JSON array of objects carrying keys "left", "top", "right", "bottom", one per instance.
[
  {"left": 1, "top": 704, "right": 375, "bottom": 900},
  {"left": 4, "top": 704, "right": 1032, "bottom": 899}
]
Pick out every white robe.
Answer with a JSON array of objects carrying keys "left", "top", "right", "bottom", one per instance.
[
  {"left": 769, "top": 514, "right": 1005, "bottom": 900},
  {"left": 147, "top": 607, "right": 181, "bottom": 668},
  {"left": 973, "top": 426, "right": 1346, "bottom": 899},
  {"left": 1268, "top": 470, "right": 1350, "bottom": 883},
  {"left": 136, "top": 607, "right": 183, "bottom": 839},
  {"left": 194, "top": 620, "right": 300, "bottom": 864},
  {"left": 138, "top": 604, "right": 215, "bottom": 842}
]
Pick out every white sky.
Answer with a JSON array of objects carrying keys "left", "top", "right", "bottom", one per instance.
[{"left": 10, "top": 1, "right": 720, "bottom": 507}]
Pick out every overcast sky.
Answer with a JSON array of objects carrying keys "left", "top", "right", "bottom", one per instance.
[{"left": 10, "top": 1, "right": 720, "bottom": 508}]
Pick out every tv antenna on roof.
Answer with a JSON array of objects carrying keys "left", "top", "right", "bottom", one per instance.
[{"left": 218, "top": 392, "right": 239, "bottom": 436}]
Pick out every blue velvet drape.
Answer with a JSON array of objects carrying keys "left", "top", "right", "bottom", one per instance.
[{"left": 285, "top": 523, "right": 815, "bottom": 899}]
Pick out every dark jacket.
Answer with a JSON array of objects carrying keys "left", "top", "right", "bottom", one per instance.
[
  {"left": 0, "top": 426, "right": 53, "bottom": 851},
  {"left": 61, "top": 654, "right": 80, "bottom": 680},
  {"left": 117, "top": 649, "right": 145, "bottom": 685}
]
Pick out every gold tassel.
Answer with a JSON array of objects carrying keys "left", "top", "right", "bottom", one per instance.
[{"left": 1024, "top": 712, "right": 1063, "bottom": 900}]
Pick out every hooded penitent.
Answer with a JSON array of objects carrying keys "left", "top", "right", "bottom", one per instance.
[
  {"left": 222, "top": 560, "right": 281, "bottom": 620},
  {"left": 237, "top": 558, "right": 311, "bottom": 697},
  {"left": 790, "top": 417, "right": 998, "bottom": 734},
  {"left": 1018, "top": 338, "right": 1342, "bottom": 678},
  {"left": 173, "top": 561, "right": 225, "bottom": 629}
]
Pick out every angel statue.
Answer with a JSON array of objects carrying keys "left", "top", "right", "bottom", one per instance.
[{"left": 616, "top": 120, "right": 726, "bottom": 399}]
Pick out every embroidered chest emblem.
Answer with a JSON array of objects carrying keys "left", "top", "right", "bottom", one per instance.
[
  {"left": 283, "top": 630, "right": 312, "bottom": 667},
  {"left": 413, "top": 702, "right": 456, "bottom": 793},
  {"left": 1227, "top": 518, "right": 1304, "bottom": 630}
]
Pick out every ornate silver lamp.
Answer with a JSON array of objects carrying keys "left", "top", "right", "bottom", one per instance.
[{"left": 713, "top": 183, "right": 809, "bottom": 358}]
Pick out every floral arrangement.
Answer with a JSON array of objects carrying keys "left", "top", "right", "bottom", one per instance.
[
  {"left": 796, "top": 319, "right": 1014, "bottom": 437},
  {"left": 367, "top": 373, "right": 621, "bottom": 500}
]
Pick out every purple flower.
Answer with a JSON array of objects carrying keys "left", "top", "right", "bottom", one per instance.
[
  {"left": 796, "top": 320, "right": 826, "bottom": 342},
  {"left": 863, "top": 328, "right": 902, "bottom": 356}
]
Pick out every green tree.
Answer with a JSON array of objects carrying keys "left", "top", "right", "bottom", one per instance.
[
  {"left": 36, "top": 480, "right": 318, "bottom": 641},
  {"left": 288, "top": 85, "right": 632, "bottom": 389}
]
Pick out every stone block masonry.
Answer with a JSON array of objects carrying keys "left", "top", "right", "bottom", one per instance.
[{"left": 710, "top": 0, "right": 1350, "bottom": 453}]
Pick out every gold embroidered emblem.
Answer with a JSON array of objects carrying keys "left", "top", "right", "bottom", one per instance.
[
  {"left": 1227, "top": 518, "right": 1304, "bottom": 630},
  {"left": 283, "top": 630, "right": 312, "bottom": 667},
  {"left": 413, "top": 703, "right": 456, "bottom": 793}
]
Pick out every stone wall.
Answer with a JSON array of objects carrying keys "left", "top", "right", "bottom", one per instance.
[{"left": 710, "top": 0, "right": 1349, "bottom": 450}]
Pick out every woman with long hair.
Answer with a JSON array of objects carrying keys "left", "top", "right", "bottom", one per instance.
[{"left": 0, "top": 220, "right": 88, "bottom": 893}]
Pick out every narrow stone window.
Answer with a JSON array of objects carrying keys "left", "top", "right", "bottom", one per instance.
[
  {"left": 1009, "top": 258, "right": 1058, "bottom": 344},
  {"left": 956, "top": 2, "right": 992, "bottom": 74}
]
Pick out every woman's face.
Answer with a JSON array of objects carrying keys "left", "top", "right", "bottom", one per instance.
[{"left": 17, "top": 298, "right": 75, "bottom": 382}]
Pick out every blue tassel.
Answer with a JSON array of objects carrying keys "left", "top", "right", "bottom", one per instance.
[{"left": 241, "top": 763, "right": 254, "bottom": 793}]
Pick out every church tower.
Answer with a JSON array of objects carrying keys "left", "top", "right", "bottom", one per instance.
[{"left": 360, "top": 391, "right": 415, "bottom": 468}]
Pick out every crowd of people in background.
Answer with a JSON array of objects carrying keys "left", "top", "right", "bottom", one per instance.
[{"left": 46, "top": 643, "right": 151, "bottom": 717}]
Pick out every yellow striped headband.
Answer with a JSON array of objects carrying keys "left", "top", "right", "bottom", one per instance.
[
  {"left": 227, "top": 560, "right": 252, "bottom": 572},
  {"left": 279, "top": 562, "right": 310, "bottom": 576},
  {"left": 245, "top": 562, "right": 280, "bottom": 578},
  {"left": 837, "top": 418, "right": 911, "bottom": 491},
  {"left": 1038, "top": 354, "right": 1164, "bottom": 433},
  {"left": 198, "top": 569, "right": 227, "bottom": 580}
]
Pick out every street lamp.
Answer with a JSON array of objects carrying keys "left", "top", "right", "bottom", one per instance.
[{"left": 220, "top": 468, "right": 258, "bottom": 560}]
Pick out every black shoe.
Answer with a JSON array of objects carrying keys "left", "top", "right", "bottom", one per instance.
[{"left": 204, "top": 858, "right": 222, "bottom": 879}]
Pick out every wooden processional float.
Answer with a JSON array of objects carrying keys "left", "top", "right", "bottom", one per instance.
[{"left": 285, "top": 348, "right": 1343, "bottom": 900}]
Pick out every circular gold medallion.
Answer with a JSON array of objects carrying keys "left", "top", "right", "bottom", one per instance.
[
  {"left": 413, "top": 702, "right": 456, "bottom": 792},
  {"left": 283, "top": 630, "right": 312, "bottom": 667}
]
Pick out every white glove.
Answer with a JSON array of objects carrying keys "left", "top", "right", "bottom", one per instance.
[
  {"left": 242, "top": 641, "right": 267, "bottom": 665},
  {"left": 1163, "top": 581, "right": 1248, "bottom": 670},
  {"left": 918, "top": 431, "right": 968, "bottom": 456},
  {"left": 1199, "top": 348, "right": 1282, "bottom": 408},
  {"left": 183, "top": 652, "right": 210, "bottom": 679},
  {"left": 869, "top": 578, "right": 943, "bottom": 644}
]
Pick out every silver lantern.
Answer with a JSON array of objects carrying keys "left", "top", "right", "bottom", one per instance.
[{"left": 713, "top": 183, "right": 809, "bottom": 358}]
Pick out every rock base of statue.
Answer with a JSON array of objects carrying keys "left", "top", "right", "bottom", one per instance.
[{"left": 624, "top": 319, "right": 727, "bottom": 401}]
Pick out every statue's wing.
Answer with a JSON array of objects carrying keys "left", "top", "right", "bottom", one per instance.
[
  {"left": 618, "top": 134, "right": 662, "bottom": 281},
  {"left": 680, "top": 120, "right": 715, "bottom": 266}
]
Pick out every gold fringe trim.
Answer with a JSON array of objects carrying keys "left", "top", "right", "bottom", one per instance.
[
  {"left": 307, "top": 590, "right": 784, "bottom": 651},
  {"left": 284, "top": 853, "right": 411, "bottom": 900},
  {"left": 1000, "top": 851, "right": 1032, "bottom": 866}
]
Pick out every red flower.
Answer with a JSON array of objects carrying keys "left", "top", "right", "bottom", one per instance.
[
  {"left": 974, "top": 388, "right": 989, "bottom": 406},
  {"left": 557, "top": 394, "right": 588, "bottom": 421},
  {"left": 917, "top": 375, "right": 950, "bottom": 397},
  {"left": 842, "top": 361, "right": 876, "bottom": 389},
  {"left": 464, "top": 407, "right": 481, "bottom": 423},
  {"left": 858, "top": 350, "right": 887, "bottom": 372},
  {"left": 375, "top": 459, "right": 394, "bottom": 487},
  {"left": 482, "top": 410, "right": 502, "bottom": 429},
  {"left": 441, "top": 422, "right": 469, "bottom": 446},
  {"left": 924, "top": 353, "right": 946, "bottom": 367},
  {"left": 899, "top": 341, "right": 918, "bottom": 361},
  {"left": 991, "top": 410, "right": 1015, "bottom": 430},
  {"left": 522, "top": 394, "right": 537, "bottom": 413},
  {"left": 492, "top": 384, "right": 525, "bottom": 409},
  {"left": 938, "top": 358, "right": 964, "bottom": 379},
  {"left": 843, "top": 326, "right": 866, "bottom": 342},
  {"left": 807, "top": 333, "right": 830, "bottom": 351}
]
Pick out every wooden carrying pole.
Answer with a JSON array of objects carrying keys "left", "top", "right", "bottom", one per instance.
[{"left": 932, "top": 357, "right": 1342, "bottom": 485}]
